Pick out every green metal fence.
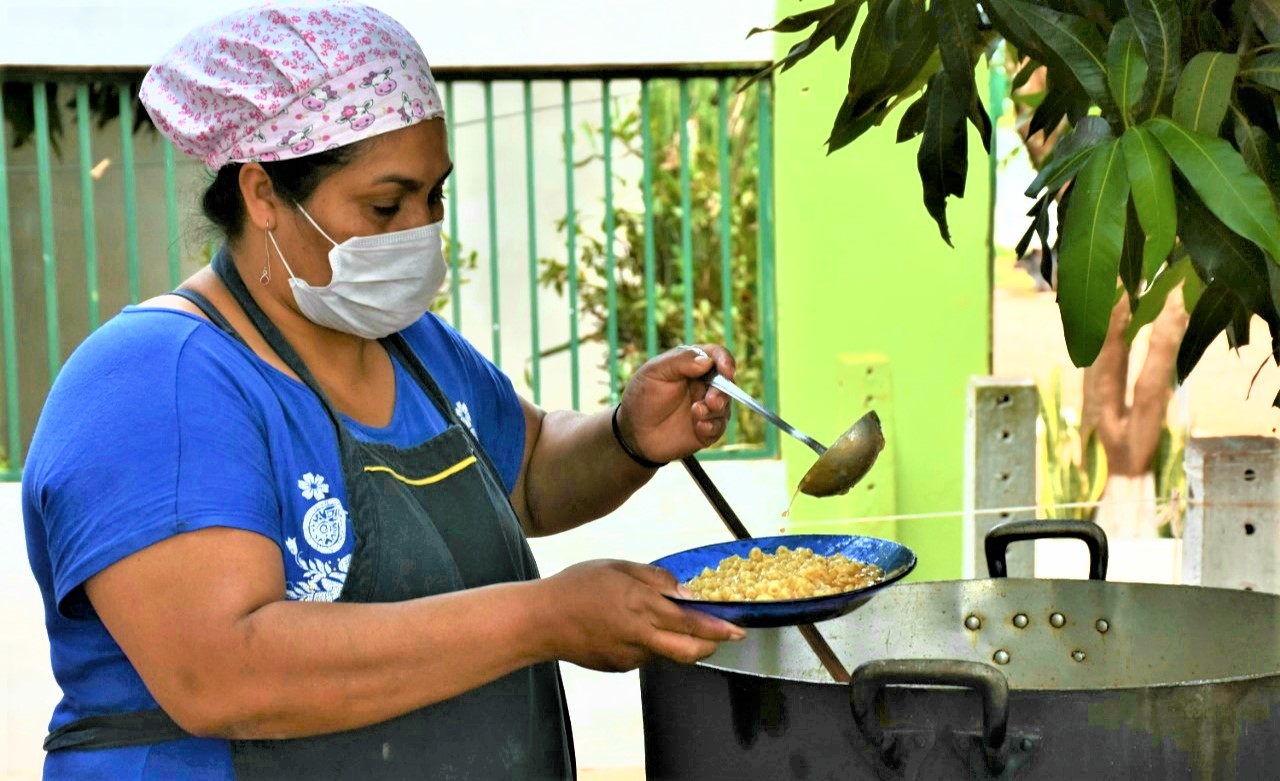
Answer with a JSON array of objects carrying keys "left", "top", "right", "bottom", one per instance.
[{"left": 0, "top": 64, "right": 779, "bottom": 479}]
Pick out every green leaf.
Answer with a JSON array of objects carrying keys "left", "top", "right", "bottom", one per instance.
[
  {"left": 1233, "top": 109, "right": 1280, "bottom": 194},
  {"left": 1175, "top": 187, "right": 1280, "bottom": 326},
  {"left": 1107, "top": 18, "right": 1149, "bottom": 123},
  {"left": 1148, "top": 117, "right": 1280, "bottom": 262},
  {"left": 1240, "top": 52, "right": 1280, "bottom": 91},
  {"left": 1058, "top": 138, "right": 1131, "bottom": 366},
  {"left": 1125, "top": 256, "right": 1192, "bottom": 342},
  {"left": 1120, "top": 126, "right": 1177, "bottom": 284},
  {"left": 986, "top": 0, "right": 1114, "bottom": 114},
  {"left": 1171, "top": 52, "right": 1239, "bottom": 136},
  {"left": 741, "top": 1, "right": 866, "bottom": 90},
  {"left": 1013, "top": 58, "right": 1041, "bottom": 91},
  {"left": 1227, "top": 305, "right": 1252, "bottom": 349},
  {"left": 896, "top": 93, "right": 929, "bottom": 142},
  {"left": 1177, "top": 283, "right": 1237, "bottom": 381},
  {"left": 1025, "top": 115, "right": 1114, "bottom": 197},
  {"left": 1252, "top": 0, "right": 1280, "bottom": 45},
  {"left": 1120, "top": 201, "right": 1146, "bottom": 306},
  {"left": 1124, "top": 0, "right": 1181, "bottom": 114},
  {"left": 934, "top": 0, "right": 984, "bottom": 130},
  {"left": 917, "top": 70, "right": 970, "bottom": 246},
  {"left": 747, "top": 1, "right": 848, "bottom": 37},
  {"left": 1182, "top": 263, "right": 1203, "bottom": 312}
]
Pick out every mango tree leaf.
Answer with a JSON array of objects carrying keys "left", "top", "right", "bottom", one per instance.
[
  {"left": 1120, "top": 126, "right": 1177, "bottom": 284},
  {"left": 829, "top": 0, "right": 937, "bottom": 152},
  {"left": 1251, "top": 0, "right": 1280, "bottom": 45},
  {"left": 1240, "top": 52, "right": 1280, "bottom": 91},
  {"left": 1125, "top": 255, "right": 1192, "bottom": 342},
  {"left": 1025, "top": 115, "right": 1114, "bottom": 196},
  {"left": 1107, "top": 18, "right": 1149, "bottom": 123},
  {"left": 747, "top": 1, "right": 849, "bottom": 37},
  {"left": 1177, "top": 282, "right": 1238, "bottom": 381},
  {"left": 1149, "top": 117, "right": 1280, "bottom": 261},
  {"left": 1013, "top": 58, "right": 1042, "bottom": 91},
  {"left": 917, "top": 70, "right": 970, "bottom": 246},
  {"left": 1120, "top": 200, "right": 1146, "bottom": 306},
  {"left": 1028, "top": 85, "right": 1073, "bottom": 138},
  {"left": 934, "top": 0, "right": 985, "bottom": 136},
  {"left": 1124, "top": 0, "right": 1181, "bottom": 114},
  {"left": 1058, "top": 139, "right": 1131, "bottom": 366},
  {"left": 1182, "top": 260, "right": 1204, "bottom": 313},
  {"left": 1171, "top": 52, "right": 1239, "bottom": 135},
  {"left": 1227, "top": 306, "right": 1252, "bottom": 349},
  {"left": 986, "top": 0, "right": 1115, "bottom": 114},
  {"left": 742, "top": 1, "right": 867, "bottom": 89},
  {"left": 1233, "top": 108, "right": 1280, "bottom": 195},
  {"left": 896, "top": 93, "right": 930, "bottom": 142},
  {"left": 1175, "top": 186, "right": 1280, "bottom": 326}
]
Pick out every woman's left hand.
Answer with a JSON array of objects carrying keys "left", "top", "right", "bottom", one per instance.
[{"left": 616, "top": 344, "right": 735, "bottom": 465}]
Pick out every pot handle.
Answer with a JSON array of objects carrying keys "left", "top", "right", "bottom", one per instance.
[
  {"left": 985, "top": 518, "right": 1109, "bottom": 580},
  {"left": 849, "top": 659, "right": 1010, "bottom": 773}
]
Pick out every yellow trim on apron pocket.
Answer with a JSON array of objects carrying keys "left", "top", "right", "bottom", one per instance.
[{"left": 363, "top": 455, "right": 478, "bottom": 486}]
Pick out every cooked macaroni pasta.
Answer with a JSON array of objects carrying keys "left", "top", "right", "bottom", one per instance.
[{"left": 685, "top": 545, "right": 884, "bottom": 601}]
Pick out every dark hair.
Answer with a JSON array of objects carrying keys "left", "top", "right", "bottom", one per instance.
[{"left": 201, "top": 145, "right": 361, "bottom": 238}]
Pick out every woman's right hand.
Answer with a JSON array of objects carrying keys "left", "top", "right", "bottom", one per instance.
[{"left": 536, "top": 559, "right": 746, "bottom": 672}]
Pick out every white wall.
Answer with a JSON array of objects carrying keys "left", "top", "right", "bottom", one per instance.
[
  {"left": 1, "top": 0, "right": 775, "bottom": 68},
  {"left": 2, "top": 459, "right": 792, "bottom": 777}
]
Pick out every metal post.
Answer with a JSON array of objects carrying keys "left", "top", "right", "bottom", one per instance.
[
  {"left": 964, "top": 378, "right": 1038, "bottom": 579},
  {"left": 1183, "top": 436, "right": 1280, "bottom": 593}
]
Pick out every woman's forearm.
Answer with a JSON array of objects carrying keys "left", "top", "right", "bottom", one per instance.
[
  {"left": 158, "top": 580, "right": 559, "bottom": 739},
  {"left": 521, "top": 408, "right": 656, "bottom": 536}
]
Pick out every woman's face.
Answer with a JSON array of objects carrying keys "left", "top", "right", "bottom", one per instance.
[{"left": 266, "top": 118, "right": 450, "bottom": 286}]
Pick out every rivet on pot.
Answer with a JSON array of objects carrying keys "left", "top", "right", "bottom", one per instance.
[
  {"left": 1072, "top": 650, "right": 1086, "bottom": 662},
  {"left": 965, "top": 615, "right": 982, "bottom": 631},
  {"left": 1013, "top": 613, "right": 1029, "bottom": 628},
  {"left": 1095, "top": 619, "right": 1110, "bottom": 634},
  {"left": 994, "top": 650, "right": 1011, "bottom": 665},
  {"left": 1050, "top": 612, "right": 1066, "bottom": 628}
]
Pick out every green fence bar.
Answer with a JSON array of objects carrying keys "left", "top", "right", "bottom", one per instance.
[
  {"left": 717, "top": 78, "right": 737, "bottom": 444},
  {"left": 562, "top": 80, "right": 580, "bottom": 410},
  {"left": 756, "top": 79, "right": 779, "bottom": 456},
  {"left": 164, "top": 141, "right": 181, "bottom": 288},
  {"left": 119, "top": 87, "right": 141, "bottom": 304},
  {"left": 524, "top": 81, "right": 541, "bottom": 404},
  {"left": 483, "top": 81, "right": 501, "bottom": 365},
  {"left": 679, "top": 79, "right": 694, "bottom": 344},
  {"left": 0, "top": 84, "right": 20, "bottom": 474},
  {"left": 75, "top": 85, "right": 101, "bottom": 330},
  {"left": 33, "top": 83, "right": 61, "bottom": 384},
  {"left": 641, "top": 80, "right": 657, "bottom": 358},
  {"left": 603, "top": 80, "right": 619, "bottom": 404},
  {"left": 444, "top": 81, "right": 461, "bottom": 330}
]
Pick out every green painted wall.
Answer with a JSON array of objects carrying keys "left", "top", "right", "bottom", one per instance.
[{"left": 772, "top": 1, "right": 991, "bottom": 581}]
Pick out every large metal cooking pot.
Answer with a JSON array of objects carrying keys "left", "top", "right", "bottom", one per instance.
[{"left": 640, "top": 520, "right": 1280, "bottom": 780}]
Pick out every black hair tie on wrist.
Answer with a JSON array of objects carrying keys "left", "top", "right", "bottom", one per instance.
[{"left": 611, "top": 404, "right": 667, "bottom": 469}]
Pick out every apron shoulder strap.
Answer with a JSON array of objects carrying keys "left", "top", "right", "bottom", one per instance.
[{"left": 169, "top": 287, "right": 249, "bottom": 347}]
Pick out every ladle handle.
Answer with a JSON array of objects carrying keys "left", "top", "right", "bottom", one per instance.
[
  {"left": 679, "top": 456, "right": 851, "bottom": 685},
  {"left": 703, "top": 371, "right": 827, "bottom": 457}
]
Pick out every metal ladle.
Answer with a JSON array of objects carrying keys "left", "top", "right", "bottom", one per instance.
[{"left": 702, "top": 369, "right": 885, "bottom": 497}]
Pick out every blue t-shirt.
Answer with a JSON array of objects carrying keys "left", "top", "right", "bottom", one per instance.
[{"left": 22, "top": 306, "right": 526, "bottom": 779}]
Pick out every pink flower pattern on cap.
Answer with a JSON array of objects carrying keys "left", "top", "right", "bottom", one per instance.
[{"left": 139, "top": 1, "right": 444, "bottom": 170}]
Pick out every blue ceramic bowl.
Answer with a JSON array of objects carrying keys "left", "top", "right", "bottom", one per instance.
[{"left": 651, "top": 534, "right": 917, "bottom": 628}]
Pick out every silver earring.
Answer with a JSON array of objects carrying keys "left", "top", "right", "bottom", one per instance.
[{"left": 260, "top": 227, "right": 273, "bottom": 285}]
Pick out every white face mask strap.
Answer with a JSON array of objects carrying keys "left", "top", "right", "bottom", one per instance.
[
  {"left": 265, "top": 228, "right": 301, "bottom": 281},
  {"left": 295, "top": 204, "right": 339, "bottom": 248}
]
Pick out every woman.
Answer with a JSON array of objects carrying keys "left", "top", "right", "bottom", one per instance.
[{"left": 21, "top": 3, "right": 743, "bottom": 778}]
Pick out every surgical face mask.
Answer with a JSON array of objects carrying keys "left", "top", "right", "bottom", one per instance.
[{"left": 266, "top": 206, "right": 447, "bottom": 339}]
